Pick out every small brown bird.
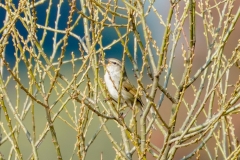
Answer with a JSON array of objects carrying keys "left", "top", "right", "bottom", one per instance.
[{"left": 104, "top": 58, "right": 143, "bottom": 110}]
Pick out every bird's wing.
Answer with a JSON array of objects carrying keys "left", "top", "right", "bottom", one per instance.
[{"left": 122, "top": 78, "right": 144, "bottom": 107}]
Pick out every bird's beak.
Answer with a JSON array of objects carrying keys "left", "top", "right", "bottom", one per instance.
[
  {"left": 104, "top": 58, "right": 110, "bottom": 64},
  {"left": 99, "top": 58, "right": 108, "bottom": 66}
]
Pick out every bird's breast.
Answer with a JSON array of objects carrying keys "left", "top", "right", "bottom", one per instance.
[{"left": 104, "top": 72, "right": 119, "bottom": 101}]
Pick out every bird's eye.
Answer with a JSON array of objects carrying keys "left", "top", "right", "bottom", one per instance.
[{"left": 112, "top": 62, "right": 116, "bottom": 64}]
